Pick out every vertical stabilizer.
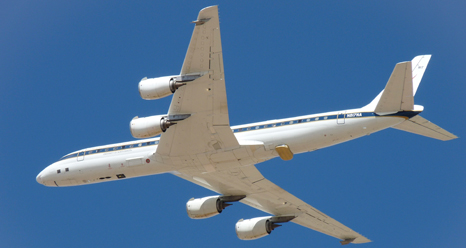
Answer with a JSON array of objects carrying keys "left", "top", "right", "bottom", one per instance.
[
  {"left": 374, "top": 61, "right": 414, "bottom": 113},
  {"left": 364, "top": 55, "right": 432, "bottom": 112},
  {"left": 411, "top": 55, "right": 431, "bottom": 96}
]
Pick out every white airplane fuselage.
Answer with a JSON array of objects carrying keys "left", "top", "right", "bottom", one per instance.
[{"left": 36, "top": 107, "right": 419, "bottom": 187}]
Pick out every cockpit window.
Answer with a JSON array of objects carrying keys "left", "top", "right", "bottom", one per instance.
[{"left": 59, "top": 153, "right": 78, "bottom": 161}]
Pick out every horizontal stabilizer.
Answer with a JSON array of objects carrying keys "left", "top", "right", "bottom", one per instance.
[
  {"left": 375, "top": 61, "right": 414, "bottom": 113},
  {"left": 392, "top": 115, "right": 458, "bottom": 141}
]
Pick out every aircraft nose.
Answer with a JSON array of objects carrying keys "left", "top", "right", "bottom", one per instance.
[{"left": 36, "top": 172, "right": 43, "bottom": 185}]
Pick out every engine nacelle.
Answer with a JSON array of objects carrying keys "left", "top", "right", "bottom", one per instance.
[
  {"left": 236, "top": 216, "right": 273, "bottom": 240},
  {"left": 130, "top": 115, "right": 171, "bottom": 139},
  {"left": 186, "top": 196, "right": 221, "bottom": 219},
  {"left": 138, "top": 75, "right": 182, "bottom": 100},
  {"left": 186, "top": 195, "right": 246, "bottom": 219},
  {"left": 235, "top": 215, "right": 294, "bottom": 240}
]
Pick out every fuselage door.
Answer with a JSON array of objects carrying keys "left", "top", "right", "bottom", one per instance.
[
  {"left": 77, "top": 151, "right": 85, "bottom": 161},
  {"left": 337, "top": 111, "right": 346, "bottom": 124}
]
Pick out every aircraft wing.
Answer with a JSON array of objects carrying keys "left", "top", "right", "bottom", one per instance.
[
  {"left": 156, "top": 6, "right": 370, "bottom": 244},
  {"left": 156, "top": 6, "right": 239, "bottom": 157},
  {"left": 173, "top": 164, "right": 371, "bottom": 244}
]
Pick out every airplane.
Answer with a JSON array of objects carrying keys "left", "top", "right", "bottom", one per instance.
[{"left": 36, "top": 6, "right": 457, "bottom": 245}]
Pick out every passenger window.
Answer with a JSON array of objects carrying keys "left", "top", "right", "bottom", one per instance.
[
  {"left": 57, "top": 169, "right": 61, "bottom": 174},
  {"left": 65, "top": 168, "right": 69, "bottom": 172}
]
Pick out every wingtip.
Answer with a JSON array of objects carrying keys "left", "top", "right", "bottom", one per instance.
[
  {"left": 194, "top": 6, "right": 219, "bottom": 25},
  {"left": 351, "top": 236, "right": 372, "bottom": 244},
  {"left": 198, "top": 5, "right": 218, "bottom": 15}
]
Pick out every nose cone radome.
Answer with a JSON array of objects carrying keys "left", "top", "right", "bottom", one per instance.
[
  {"left": 36, "top": 172, "right": 44, "bottom": 185},
  {"left": 36, "top": 167, "right": 56, "bottom": 187}
]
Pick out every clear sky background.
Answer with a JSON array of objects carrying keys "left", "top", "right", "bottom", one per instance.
[{"left": 1, "top": 1, "right": 465, "bottom": 247}]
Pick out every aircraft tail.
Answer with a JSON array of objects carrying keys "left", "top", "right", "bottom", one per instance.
[
  {"left": 363, "top": 55, "right": 457, "bottom": 141},
  {"left": 364, "top": 55, "right": 431, "bottom": 113}
]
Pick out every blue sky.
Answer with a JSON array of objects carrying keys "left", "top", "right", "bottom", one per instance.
[{"left": 1, "top": 1, "right": 465, "bottom": 247}]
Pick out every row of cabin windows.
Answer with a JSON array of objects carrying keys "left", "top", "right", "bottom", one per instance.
[
  {"left": 59, "top": 141, "right": 159, "bottom": 161},
  {"left": 232, "top": 116, "right": 330, "bottom": 133},
  {"left": 59, "top": 113, "right": 370, "bottom": 160}
]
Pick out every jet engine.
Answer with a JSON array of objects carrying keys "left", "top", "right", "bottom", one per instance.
[
  {"left": 130, "top": 115, "right": 171, "bottom": 138},
  {"left": 138, "top": 75, "right": 184, "bottom": 100},
  {"left": 236, "top": 216, "right": 296, "bottom": 240},
  {"left": 130, "top": 114, "right": 191, "bottom": 139},
  {"left": 186, "top": 195, "right": 246, "bottom": 219},
  {"left": 138, "top": 74, "right": 203, "bottom": 100}
]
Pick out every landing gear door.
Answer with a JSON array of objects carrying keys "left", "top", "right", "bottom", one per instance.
[
  {"left": 77, "top": 151, "right": 85, "bottom": 161},
  {"left": 337, "top": 111, "right": 346, "bottom": 124}
]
